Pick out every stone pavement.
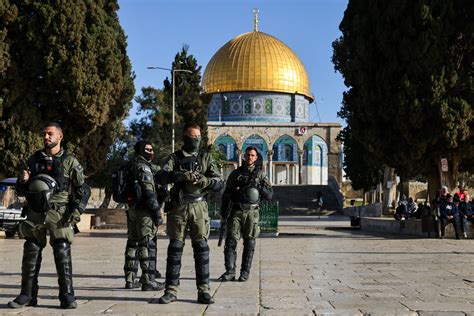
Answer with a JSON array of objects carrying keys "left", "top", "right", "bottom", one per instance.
[{"left": 0, "top": 215, "right": 473, "bottom": 315}]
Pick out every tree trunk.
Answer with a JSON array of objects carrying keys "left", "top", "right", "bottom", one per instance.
[
  {"left": 382, "top": 167, "right": 396, "bottom": 215},
  {"left": 428, "top": 155, "right": 460, "bottom": 202}
]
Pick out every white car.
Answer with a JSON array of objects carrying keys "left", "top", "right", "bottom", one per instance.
[{"left": 0, "top": 178, "right": 26, "bottom": 238}]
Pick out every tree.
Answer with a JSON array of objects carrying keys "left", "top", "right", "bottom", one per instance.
[
  {"left": 87, "top": 132, "right": 134, "bottom": 208},
  {"left": 337, "top": 127, "right": 383, "bottom": 191},
  {"left": 163, "top": 45, "right": 208, "bottom": 145},
  {"left": 333, "top": 0, "right": 473, "bottom": 197},
  {"left": 132, "top": 86, "right": 172, "bottom": 161},
  {"left": 133, "top": 45, "right": 207, "bottom": 158},
  {"left": 0, "top": 0, "right": 134, "bottom": 177}
]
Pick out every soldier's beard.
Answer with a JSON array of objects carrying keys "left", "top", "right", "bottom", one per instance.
[{"left": 44, "top": 141, "right": 58, "bottom": 149}]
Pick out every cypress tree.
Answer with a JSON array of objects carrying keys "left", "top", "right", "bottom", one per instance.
[
  {"left": 0, "top": 0, "right": 134, "bottom": 176},
  {"left": 333, "top": 0, "right": 473, "bottom": 195}
]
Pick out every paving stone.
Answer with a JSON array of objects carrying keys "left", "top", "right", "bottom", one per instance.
[{"left": 1, "top": 217, "right": 473, "bottom": 315}]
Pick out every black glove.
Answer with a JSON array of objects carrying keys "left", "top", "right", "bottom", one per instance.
[{"left": 174, "top": 171, "right": 194, "bottom": 183}]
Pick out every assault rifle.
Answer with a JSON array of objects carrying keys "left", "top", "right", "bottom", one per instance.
[{"left": 218, "top": 201, "right": 232, "bottom": 247}]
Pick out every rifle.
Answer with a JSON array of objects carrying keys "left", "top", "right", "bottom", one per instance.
[
  {"left": 218, "top": 202, "right": 232, "bottom": 247},
  {"left": 73, "top": 224, "right": 80, "bottom": 234}
]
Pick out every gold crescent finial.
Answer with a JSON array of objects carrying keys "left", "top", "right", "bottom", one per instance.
[{"left": 253, "top": 8, "right": 259, "bottom": 32}]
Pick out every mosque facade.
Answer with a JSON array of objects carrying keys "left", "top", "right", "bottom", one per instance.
[{"left": 202, "top": 13, "right": 342, "bottom": 186}]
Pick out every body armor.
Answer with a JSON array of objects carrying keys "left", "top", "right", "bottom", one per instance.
[{"left": 176, "top": 152, "right": 205, "bottom": 203}]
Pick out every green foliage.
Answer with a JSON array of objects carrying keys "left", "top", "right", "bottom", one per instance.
[
  {"left": 132, "top": 86, "right": 171, "bottom": 161},
  {"left": 133, "top": 45, "right": 207, "bottom": 158},
  {"left": 338, "top": 127, "right": 383, "bottom": 191},
  {"left": 163, "top": 45, "right": 208, "bottom": 145},
  {"left": 208, "top": 144, "right": 227, "bottom": 170},
  {"left": 86, "top": 132, "right": 134, "bottom": 189},
  {"left": 0, "top": 0, "right": 134, "bottom": 177},
  {"left": 333, "top": 0, "right": 473, "bottom": 185}
]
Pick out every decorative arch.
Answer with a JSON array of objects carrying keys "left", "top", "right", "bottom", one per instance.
[
  {"left": 214, "top": 134, "right": 238, "bottom": 161},
  {"left": 303, "top": 134, "right": 329, "bottom": 185},
  {"left": 272, "top": 135, "right": 298, "bottom": 162},
  {"left": 242, "top": 134, "right": 268, "bottom": 161}
]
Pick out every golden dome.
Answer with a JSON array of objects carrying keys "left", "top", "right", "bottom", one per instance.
[{"left": 202, "top": 31, "right": 313, "bottom": 101}]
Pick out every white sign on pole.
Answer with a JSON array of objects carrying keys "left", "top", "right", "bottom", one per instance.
[{"left": 441, "top": 158, "right": 448, "bottom": 172}]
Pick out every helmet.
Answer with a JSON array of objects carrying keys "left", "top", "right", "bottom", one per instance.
[
  {"left": 243, "top": 187, "right": 260, "bottom": 204},
  {"left": 27, "top": 174, "right": 58, "bottom": 203}
]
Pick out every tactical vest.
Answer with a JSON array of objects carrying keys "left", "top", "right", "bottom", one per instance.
[
  {"left": 232, "top": 166, "right": 260, "bottom": 205},
  {"left": 173, "top": 150, "right": 206, "bottom": 203},
  {"left": 30, "top": 150, "right": 69, "bottom": 193},
  {"left": 25, "top": 150, "right": 69, "bottom": 212}
]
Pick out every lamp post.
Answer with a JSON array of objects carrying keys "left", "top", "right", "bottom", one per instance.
[{"left": 147, "top": 66, "right": 192, "bottom": 152}]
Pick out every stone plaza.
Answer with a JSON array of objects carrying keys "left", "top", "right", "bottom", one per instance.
[{"left": 0, "top": 216, "right": 473, "bottom": 315}]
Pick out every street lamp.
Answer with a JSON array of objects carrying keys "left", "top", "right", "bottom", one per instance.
[{"left": 147, "top": 66, "right": 192, "bottom": 152}]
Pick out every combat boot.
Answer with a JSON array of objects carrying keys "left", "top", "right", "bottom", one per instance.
[
  {"left": 239, "top": 239, "right": 256, "bottom": 282},
  {"left": 197, "top": 292, "right": 215, "bottom": 304},
  {"left": 124, "top": 281, "right": 141, "bottom": 289},
  {"left": 53, "top": 240, "right": 77, "bottom": 309},
  {"left": 8, "top": 240, "right": 42, "bottom": 308},
  {"left": 219, "top": 238, "right": 237, "bottom": 282},
  {"left": 142, "top": 280, "right": 165, "bottom": 291},
  {"left": 158, "top": 291, "right": 177, "bottom": 304}
]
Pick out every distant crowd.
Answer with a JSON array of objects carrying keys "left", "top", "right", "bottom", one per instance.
[{"left": 394, "top": 186, "right": 473, "bottom": 239}]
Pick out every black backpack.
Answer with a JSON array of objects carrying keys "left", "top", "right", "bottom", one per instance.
[{"left": 111, "top": 162, "right": 135, "bottom": 204}]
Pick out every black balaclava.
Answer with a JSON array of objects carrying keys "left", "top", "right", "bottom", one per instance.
[
  {"left": 134, "top": 140, "right": 154, "bottom": 162},
  {"left": 182, "top": 135, "right": 201, "bottom": 153}
]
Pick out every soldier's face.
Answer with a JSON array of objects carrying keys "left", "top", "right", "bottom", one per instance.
[
  {"left": 43, "top": 126, "right": 62, "bottom": 149},
  {"left": 185, "top": 127, "right": 201, "bottom": 139},
  {"left": 244, "top": 149, "right": 258, "bottom": 166}
]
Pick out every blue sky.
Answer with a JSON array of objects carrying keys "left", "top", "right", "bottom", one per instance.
[{"left": 117, "top": 0, "right": 348, "bottom": 124}]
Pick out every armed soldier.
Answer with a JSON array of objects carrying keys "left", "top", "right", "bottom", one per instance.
[
  {"left": 219, "top": 146, "right": 272, "bottom": 282},
  {"left": 9, "top": 122, "right": 90, "bottom": 309},
  {"left": 123, "top": 141, "right": 165, "bottom": 291},
  {"left": 156, "top": 123, "right": 224, "bottom": 304}
]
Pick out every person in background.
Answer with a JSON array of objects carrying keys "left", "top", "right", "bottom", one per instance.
[{"left": 459, "top": 192, "right": 472, "bottom": 239}]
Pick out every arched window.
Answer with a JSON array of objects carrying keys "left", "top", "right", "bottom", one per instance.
[
  {"left": 303, "top": 143, "right": 308, "bottom": 165},
  {"left": 285, "top": 144, "right": 293, "bottom": 161}
]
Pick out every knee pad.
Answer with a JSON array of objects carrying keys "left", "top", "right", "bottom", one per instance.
[
  {"left": 224, "top": 237, "right": 238, "bottom": 251},
  {"left": 169, "top": 239, "right": 184, "bottom": 252},
  {"left": 52, "top": 239, "right": 70, "bottom": 250},
  {"left": 243, "top": 238, "right": 256, "bottom": 250},
  {"left": 24, "top": 239, "right": 42, "bottom": 252},
  {"left": 192, "top": 240, "right": 209, "bottom": 252}
]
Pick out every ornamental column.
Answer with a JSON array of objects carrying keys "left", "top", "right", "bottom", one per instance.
[
  {"left": 298, "top": 149, "right": 304, "bottom": 184},
  {"left": 237, "top": 149, "right": 242, "bottom": 167},
  {"left": 267, "top": 150, "right": 274, "bottom": 185}
]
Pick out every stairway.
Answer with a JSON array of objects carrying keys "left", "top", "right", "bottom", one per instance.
[{"left": 273, "top": 184, "right": 343, "bottom": 214}]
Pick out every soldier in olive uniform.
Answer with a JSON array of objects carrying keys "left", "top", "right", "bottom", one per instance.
[
  {"left": 9, "top": 123, "right": 90, "bottom": 309},
  {"left": 156, "top": 123, "right": 224, "bottom": 304},
  {"left": 123, "top": 141, "right": 164, "bottom": 291},
  {"left": 219, "top": 146, "right": 272, "bottom": 282}
]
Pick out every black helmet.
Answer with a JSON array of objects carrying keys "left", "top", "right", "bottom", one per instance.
[
  {"left": 28, "top": 174, "right": 58, "bottom": 199},
  {"left": 243, "top": 187, "right": 260, "bottom": 204},
  {"left": 26, "top": 174, "right": 58, "bottom": 213}
]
